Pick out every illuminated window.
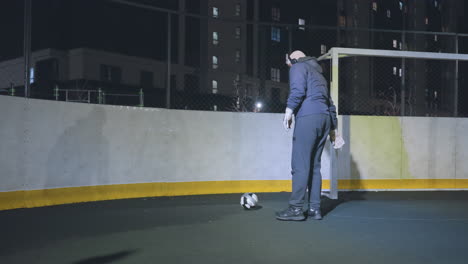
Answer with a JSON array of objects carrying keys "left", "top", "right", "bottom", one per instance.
[
  {"left": 271, "top": 27, "right": 281, "bottom": 42},
  {"left": 321, "top": 44, "right": 327, "bottom": 54},
  {"left": 271, "top": 68, "right": 280, "bottom": 82},
  {"left": 235, "top": 50, "right": 241, "bottom": 63},
  {"left": 399, "top": 2, "right": 403, "bottom": 10},
  {"left": 212, "top": 7, "right": 219, "bottom": 18},
  {"left": 387, "top": 10, "right": 391, "bottom": 18},
  {"left": 212, "top": 56, "right": 218, "bottom": 69},
  {"left": 372, "top": 2, "right": 377, "bottom": 11},
  {"left": 235, "top": 27, "right": 241, "bottom": 39},
  {"left": 29, "top": 67, "right": 35, "bottom": 84},
  {"left": 213, "top": 32, "right": 219, "bottom": 45},
  {"left": 425, "top": 17, "right": 429, "bottom": 25},
  {"left": 235, "top": 3, "right": 241, "bottom": 16},
  {"left": 298, "top": 18, "right": 305, "bottom": 30},
  {"left": 393, "top": 39, "right": 398, "bottom": 48},
  {"left": 212, "top": 80, "right": 218, "bottom": 94}
]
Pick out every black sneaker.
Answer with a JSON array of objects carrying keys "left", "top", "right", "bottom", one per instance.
[
  {"left": 275, "top": 206, "right": 306, "bottom": 221},
  {"left": 307, "top": 208, "right": 322, "bottom": 220}
]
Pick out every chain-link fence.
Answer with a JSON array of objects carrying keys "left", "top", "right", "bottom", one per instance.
[
  {"left": 1, "top": 0, "right": 468, "bottom": 117},
  {"left": 334, "top": 56, "right": 461, "bottom": 117},
  {"left": 0, "top": 0, "right": 25, "bottom": 97}
]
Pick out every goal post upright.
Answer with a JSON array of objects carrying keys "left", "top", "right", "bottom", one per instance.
[{"left": 330, "top": 48, "right": 340, "bottom": 200}]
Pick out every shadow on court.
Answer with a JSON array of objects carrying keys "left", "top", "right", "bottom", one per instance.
[
  {"left": 320, "top": 191, "right": 367, "bottom": 217},
  {"left": 73, "top": 250, "right": 138, "bottom": 264},
  {"left": 0, "top": 195, "right": 249, "bottom": 257}
]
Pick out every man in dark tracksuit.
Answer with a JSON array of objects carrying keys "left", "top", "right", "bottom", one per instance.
[{"left": 276, "top": 50, "right": 337, "bottom": 221}]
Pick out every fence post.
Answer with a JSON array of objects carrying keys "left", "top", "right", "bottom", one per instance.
[
  {"left": 454, "top": 34, "right": 459, "bottom": 117},
  {"left": 166, "top": 12, "right": 172, "bottom": 109},
  {"left": 23, "top": 0, "right": 32, "bottom": 98},
  {"left": 139, "top": 88, "right": 144, "bottom": 107},
  {"left": 329, "top": 48, "right": 339, "bottom": 200},
  {"left": 98, "top": 88, "right": 102, "bottom": 104},
  {"left": 10, "top": 83, "right": 15, "bottom": 96},
  {"left": 54, "top": 85, "right": 59, "bottom": 100},
  {"left": 400, "top": 31, "right": 406, "bottom": 116}
]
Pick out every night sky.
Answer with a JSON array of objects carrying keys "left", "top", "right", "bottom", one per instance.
[
  {"left": 0, "top": 0, "right": 178, "bottom": 61},
  {"left": 1, "top": 0, "right": 468, "bottom": 60}
]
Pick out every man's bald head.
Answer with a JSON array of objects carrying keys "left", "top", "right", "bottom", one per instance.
[{"left": 289, "top": 50, "right": 306, "bottom": 60}]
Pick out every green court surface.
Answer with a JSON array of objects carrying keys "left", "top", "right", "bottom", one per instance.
[{"left": 1, "top": 191, "right": 468, "bottom": 264}]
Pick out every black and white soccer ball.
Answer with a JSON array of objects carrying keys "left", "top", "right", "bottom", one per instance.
[{"left": 240, "top": 193, "right": 258, "bottom": 209}]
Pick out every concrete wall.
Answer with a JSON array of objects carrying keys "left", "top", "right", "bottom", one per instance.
[
  {"left": 337, "top": 115, "right": 468, "bottom": 189},
  {"left": 0, "top": 95, "right": 307, "bottom": 192},
  {"left": 1, "top": 95, "right": 467, "bottom": 209}
]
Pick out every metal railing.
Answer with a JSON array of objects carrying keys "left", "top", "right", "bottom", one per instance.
[{"left": 53, "top": 86, "right": 144, "bottom": 107}]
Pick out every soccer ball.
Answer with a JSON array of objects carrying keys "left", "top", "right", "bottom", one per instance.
[{"left": 240, "top": 193, "right": 258, "bottom": 209}]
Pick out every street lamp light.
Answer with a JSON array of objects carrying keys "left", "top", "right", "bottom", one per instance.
[{"left": 255, "top": 102, "right": 263, "bottom": 112}]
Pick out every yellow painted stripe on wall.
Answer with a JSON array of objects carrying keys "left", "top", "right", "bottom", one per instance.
[
  {"left": 455, "top": 179, "right": 468, "bottom": 189},
  {"left": 1, "top": 179, "right": 468, "bottom": 211},
  {"left": 338, "top": 179, "right": 467, "bottom": 190},
  {"left": 0, "top": 180, "right": 292, "bottom": 211}
]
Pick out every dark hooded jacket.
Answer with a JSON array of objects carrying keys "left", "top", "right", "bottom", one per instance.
[{"left": 286, "top": 56, "right": 337, "bottom": 129}]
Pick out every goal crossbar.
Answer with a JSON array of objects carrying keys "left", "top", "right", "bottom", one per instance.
[{"left": 318, "top": 47, "right": 468, "bottom": 61}]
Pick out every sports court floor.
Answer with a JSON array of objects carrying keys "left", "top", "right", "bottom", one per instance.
[{"left": 1, "top": 191, "right": 468, "bottom": 264}]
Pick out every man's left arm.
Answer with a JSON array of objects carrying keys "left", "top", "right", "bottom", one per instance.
[{"left": 286, "top": 64, "right": 307, "bottom": 111}]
